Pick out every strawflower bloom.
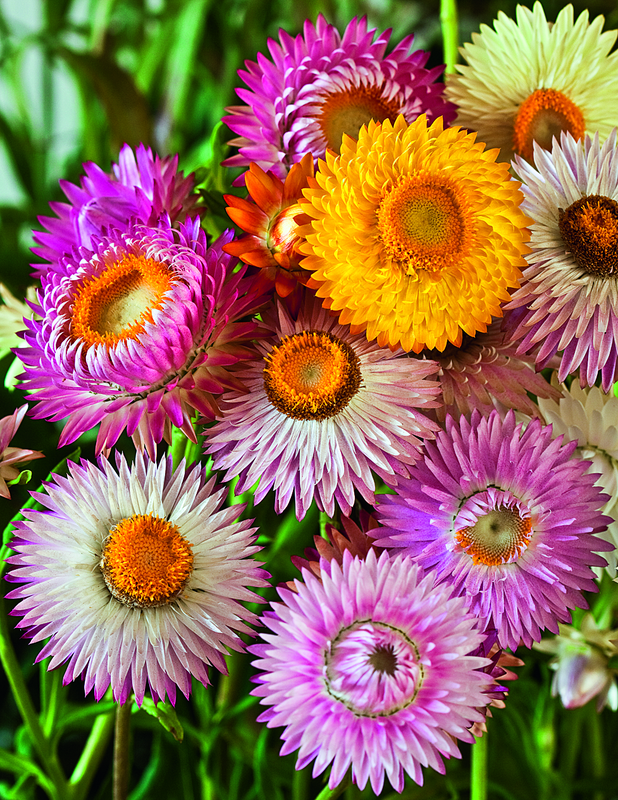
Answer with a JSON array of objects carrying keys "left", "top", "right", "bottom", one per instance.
[
  {"left": 250, "top": 549, "right": 492, "bottom": 794},
  {"left": 223, "top": 154, "right": 313, "bottom": 297},
  {"left": 6, "top": 452, "right": 267, "bottom": 705},
  {"left": 537, "top": 380, "right": 618, "bottom": 576},
  {"left": 506, "top": 131, "right": 618, "bottom": 391},
  {"left": 19, "top": 220, "right": 265, "bottom": 456},
  {"left": 205, "top": 294, "right": 440, "bottom": 519},
  {"left": 32, "top": 143, "right": 201, "bottom": 276},
  {"left": 299, "top": 115, "right": 531, "bottom": 353},
  {"left": 374, "top": 410, "right": 613, "bottom": 650},
  {"left": 223, "top": 15, "right": 455, "bottom": 179},
  {"left": 0, "top": 404, "right": 44, "bottom": 499},
  {"left": 446, "top": 3, "right": 618, "bottom": 164}
]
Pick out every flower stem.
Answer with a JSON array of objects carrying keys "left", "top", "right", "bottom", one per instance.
[
  {"left": 440, "top": 0, "right": 459, "bottom": 74},
  {"left": 113, "top": 699, "right": 132, "bottom": 800},
  {"left": 69, "top": 708, "right": 115, "bottom": 800},
  {"left": 470, "top": 733, "right": 488, "bottom": 800},
  {"left": 586, "top": 702, "right": 605, "bottom": 800},
  {"left": 315, "top": 772, "right": 352, "bottom": 800}
]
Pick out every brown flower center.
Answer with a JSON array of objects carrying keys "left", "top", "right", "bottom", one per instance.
[
  {"left": 318, "top": 84, "right": 401, "bottom": 152},
  {"left": 559, "top": 195, "right": 618, "bottom": 277},
  {"left": 513, "top": 88, "right": 585, "bottom": 161}
]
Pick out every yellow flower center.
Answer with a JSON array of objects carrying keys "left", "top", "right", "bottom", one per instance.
[
  {"left": 318, "top": 84, "right": 401, "bottom": 152},
  {"left": 455, "top": 506, "right": 532, "bottom": 566},
  {"left": 100, "top": 513, "right": 194, "bottom": 608},
  {"left": 71, "top": 253, "right": 174, "bottom": 349},
  {"left": 263, "top": 330, "right": 362, "bottom": 420},
  {"left": 513, "top": 89, "right": 585, "bottom": 161},
  {"left": 559, "top": 195, "right": 618, "bottom": 277},
  {"left": 377, "top": 173, "right": 473, "bottom": 275}
]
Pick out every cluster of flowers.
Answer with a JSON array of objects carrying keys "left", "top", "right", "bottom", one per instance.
[{"left": 3, "top": 2, "right": 618, "bottom": 794}]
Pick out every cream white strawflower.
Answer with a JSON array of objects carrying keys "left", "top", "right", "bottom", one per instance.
[
  {"left": 537, "top": 379, "right": 618, "bottom": 577},
  {"left": 446, "top": 3, "right": 618, "bottom": 164}
]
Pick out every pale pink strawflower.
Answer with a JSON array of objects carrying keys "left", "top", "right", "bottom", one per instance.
[{"left": 0, "top": 405, "right": 43, "bottom": 499}]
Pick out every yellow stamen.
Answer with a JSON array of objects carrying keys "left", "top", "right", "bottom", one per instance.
[
  {"left": 513, "top": 88, "right": 585, "bottom": 161},
  {"left": 318, "top": 84, "right": 401, "bottom": 152},
  {"left": 455, "top": 506, "right": 532, "bottom": 566}
]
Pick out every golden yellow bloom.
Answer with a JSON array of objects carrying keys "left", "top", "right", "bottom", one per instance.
[{"left": 299, "top": 115, "right": 531, "bottom": 352}]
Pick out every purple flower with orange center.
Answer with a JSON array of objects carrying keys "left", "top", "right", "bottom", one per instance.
[
  {"left": 32, "top": 143, "right": 201, "bottom": 276},
  {"left": 223, "top": 15, "right": 455, "bottom": 180},
  {"left": 205, "top": 294, "right": 440, "bottom": 519},
  {"left": 374, "top": 410, "right": 613, "bottom": 651},
  {"left": 223, "top": 154, "right": 313, "bottom": 297},
  {"left": 5, "top": 452, "right": 267, "bottom": 705},
  {"left": 19, "top": 220, "right": 265, "bottom": 456},
  {"left": 446, "top": 3, "right": 618, "bottom": 164}
]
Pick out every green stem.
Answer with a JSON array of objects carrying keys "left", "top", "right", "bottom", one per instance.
[
  {"left": 0, "top": 596, "right": 69, "bottom": 798},
  {"left": 113, "top": 699, "right": 132, "bottom": 800},
  {"left": 587, "top": 702, "right": 605, "bottom": 800},
  {"left": 440, "top": 0, "right": 459, "bottom": 74},
  {"left": 470, "top": 733, "right": 488, "bottom": 800},
  {"left": 40, "top": 660, "right": 64, "bottom": 738},
  {"left": 315, "top": 772, "right": 352, "bottom": 800},
  {"left": 292, "top": 765, "right": 310, "bottom": 800},
  {"left": 70, "top": 709, "right": 115, "bottom": 800}
]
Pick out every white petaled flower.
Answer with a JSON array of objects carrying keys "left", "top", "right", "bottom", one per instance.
[{"left": 6, "top": 453, "right": 268, "bottom": 705}]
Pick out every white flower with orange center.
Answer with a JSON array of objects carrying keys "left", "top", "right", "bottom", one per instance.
[
  {"left": 205, "top": 293, "right": 440, "bottom": 519},
  {"left": 446, "top": 3, "right": 618, "bottom": 164},
  {"left": 19, "top": 220, "right": 265, "bottom": 456},
  {"left": 6, "top": 453, "right": 268, "bottom": 705},
  {"left": 299, "top": 115, "right": 531, "bottom": 353}
]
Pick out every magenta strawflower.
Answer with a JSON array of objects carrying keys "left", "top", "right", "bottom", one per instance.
[
  {"left": 223, "top": 15, "right": 455, "bottom": 180},
  {"left": 250, "top": 549, "right": 492, "bottom": 794},
  {"left": 374, "top": 410, "right": 613, "bottom": 651},
  {"left": 6, "top": 452, "right": 268, "bottom": 705},
  {"left": 19, "top": 220, "right": 265, "bottom": 456},
  {"left": 205, "top": 294, "right": 440, "bottom": 519},
  {"left": 32, "top": 143, "right": 201, "bottom": 276}
]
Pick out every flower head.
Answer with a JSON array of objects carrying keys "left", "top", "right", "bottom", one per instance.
[
  {"left": 33, "top": 144, "right": 201, "bottom": 276},
  {"left": 205, "top": 294, "right": 440, "bottom": 519},
  {"left": 0, "top": 405, "right": 44, "bottom": 499},
  {"left": 374, "top": 410, "right": 613, "bottom": 650},
  {"left": 446, "top": 3, "right": 618, "bottom": 163},
  {"left": 223, "top": 15, "right": 455, "bottom": 180},
  {"left": 19, "top": 220, "right": 265, "bottom": 456},
  {"left": 299, "top": 115, "right": 530, "bottom": 353},
  {"left": 250, "top": 549, "right": 492, "bottom": 794},
  {"left": 506, "top": 131, "right": 618, "bottom": 391},
  {"left": 6, "top": 452, "right": 267, "bottom": 705}
]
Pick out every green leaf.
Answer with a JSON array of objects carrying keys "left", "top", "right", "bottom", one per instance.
[{"left": 138, "top": 697, "right": 184, "bottom": 742}]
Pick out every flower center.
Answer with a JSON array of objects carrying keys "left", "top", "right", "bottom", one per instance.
[
  {"left": 377, "top": 173, "right": 472, "bottom": 276},
  {"left": 100, "top": 513, "right": 194, "bottom": 608},
  {"left": 513, "top": 88, "right": 585, "bottom": 161},
  {"left": 268, "top": 203, "right": 307, "bottom": 266},
  {"left": 263, "top": 330, "right": 362, "bottom": 421},
  {"left": 324, "top": 620, "right": 423, "bottom": 717},
  {"left": 318, "top": 84, "right": 401, "bottom": 152},
  {"left": 71, "top": 253, "right": 174, "bottom": 349},
  {"left": 558, "top": 195, "right": 618, "bottom": 277},
  {"left": 455, "top": 505, "right": 533, "bottom": 566}
]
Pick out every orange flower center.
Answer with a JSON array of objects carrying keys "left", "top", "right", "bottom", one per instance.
[
  {"left": 263, "top": 330, "right": 362, "bottom": 420},
  {"left": 100, "top": 513, "right": 194, "bottom": 608},
  {"left": 377, "top": 173, "right": 473, "bottom": 275},
  {"left": 559, "top": 195, "right": 618, "bottom": 277},
  {"left": 455, "top": 506, "right": 532, "bottom": 566},
  {"left": 318, "top": 84, "right": 401, "bottom": 152},
  {"left": 513, "top": 89, "right": 585, "bottom": 161},
  {"left": 71, "top": 253, "right": 174, "bottom": 349}
]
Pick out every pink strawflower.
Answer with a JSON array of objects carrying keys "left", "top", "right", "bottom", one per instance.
[
  {"left": 32, "top": 144, "right": 201, "bottom": 276},
  {"left": 250, "top": 549, "right": 492, "bottom": 794},
  {"left": 19, "top": 220, "right": 265, "bottom": 456},
  {"left": 223, "top": 15, "right": 455, "bottom": 180},
  {"left": 0, "top": 405, "right": 43, "bottom": 499},
  {"left": 6, "top": 452, "right": 268, "bottom": 705},
  {"left": 374, "top": 410, "right": 613, "bottom": 650}
]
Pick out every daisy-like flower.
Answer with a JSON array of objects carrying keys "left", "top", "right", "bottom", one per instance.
[
  {"left": 417, "top": 318, "right": 560, "bottom": 421},
  {"left": 6, "top": 452, "right": 267, "bottom": 705},
  {"left": 506, "top": 131, "right": 618, "bottom": 391},
  {"left": 32, "top": 143, "right": 201, "bottom": 275},
  {"left": 19, "top": 220, "right": 265, "bottom": 456},
  {"left": 0, "top": 405, "right": 44, "bottom": 499},
  {"left": 374, "top": 410, "right": 613, "bottom": 651},
  {"left": 223, "top": 154, "right": 313, "bottom": 297},
  {"left": 205, "top": 294, "right": 440, "bottom": 519},
  {"left": 250, "top": 549, "right": 492, "bottom": 794},
  {"left": 537, "top": 380, "right": 618, "bottom": 576},
  {"left": 223, "top": 15, "right": 455, "bottom": 180},
  {"left": 299, "top": 115, "right": 531, "bottom": 353},
  {"left": 446, "top": 3, "right": 618, "bottom": 164}
]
